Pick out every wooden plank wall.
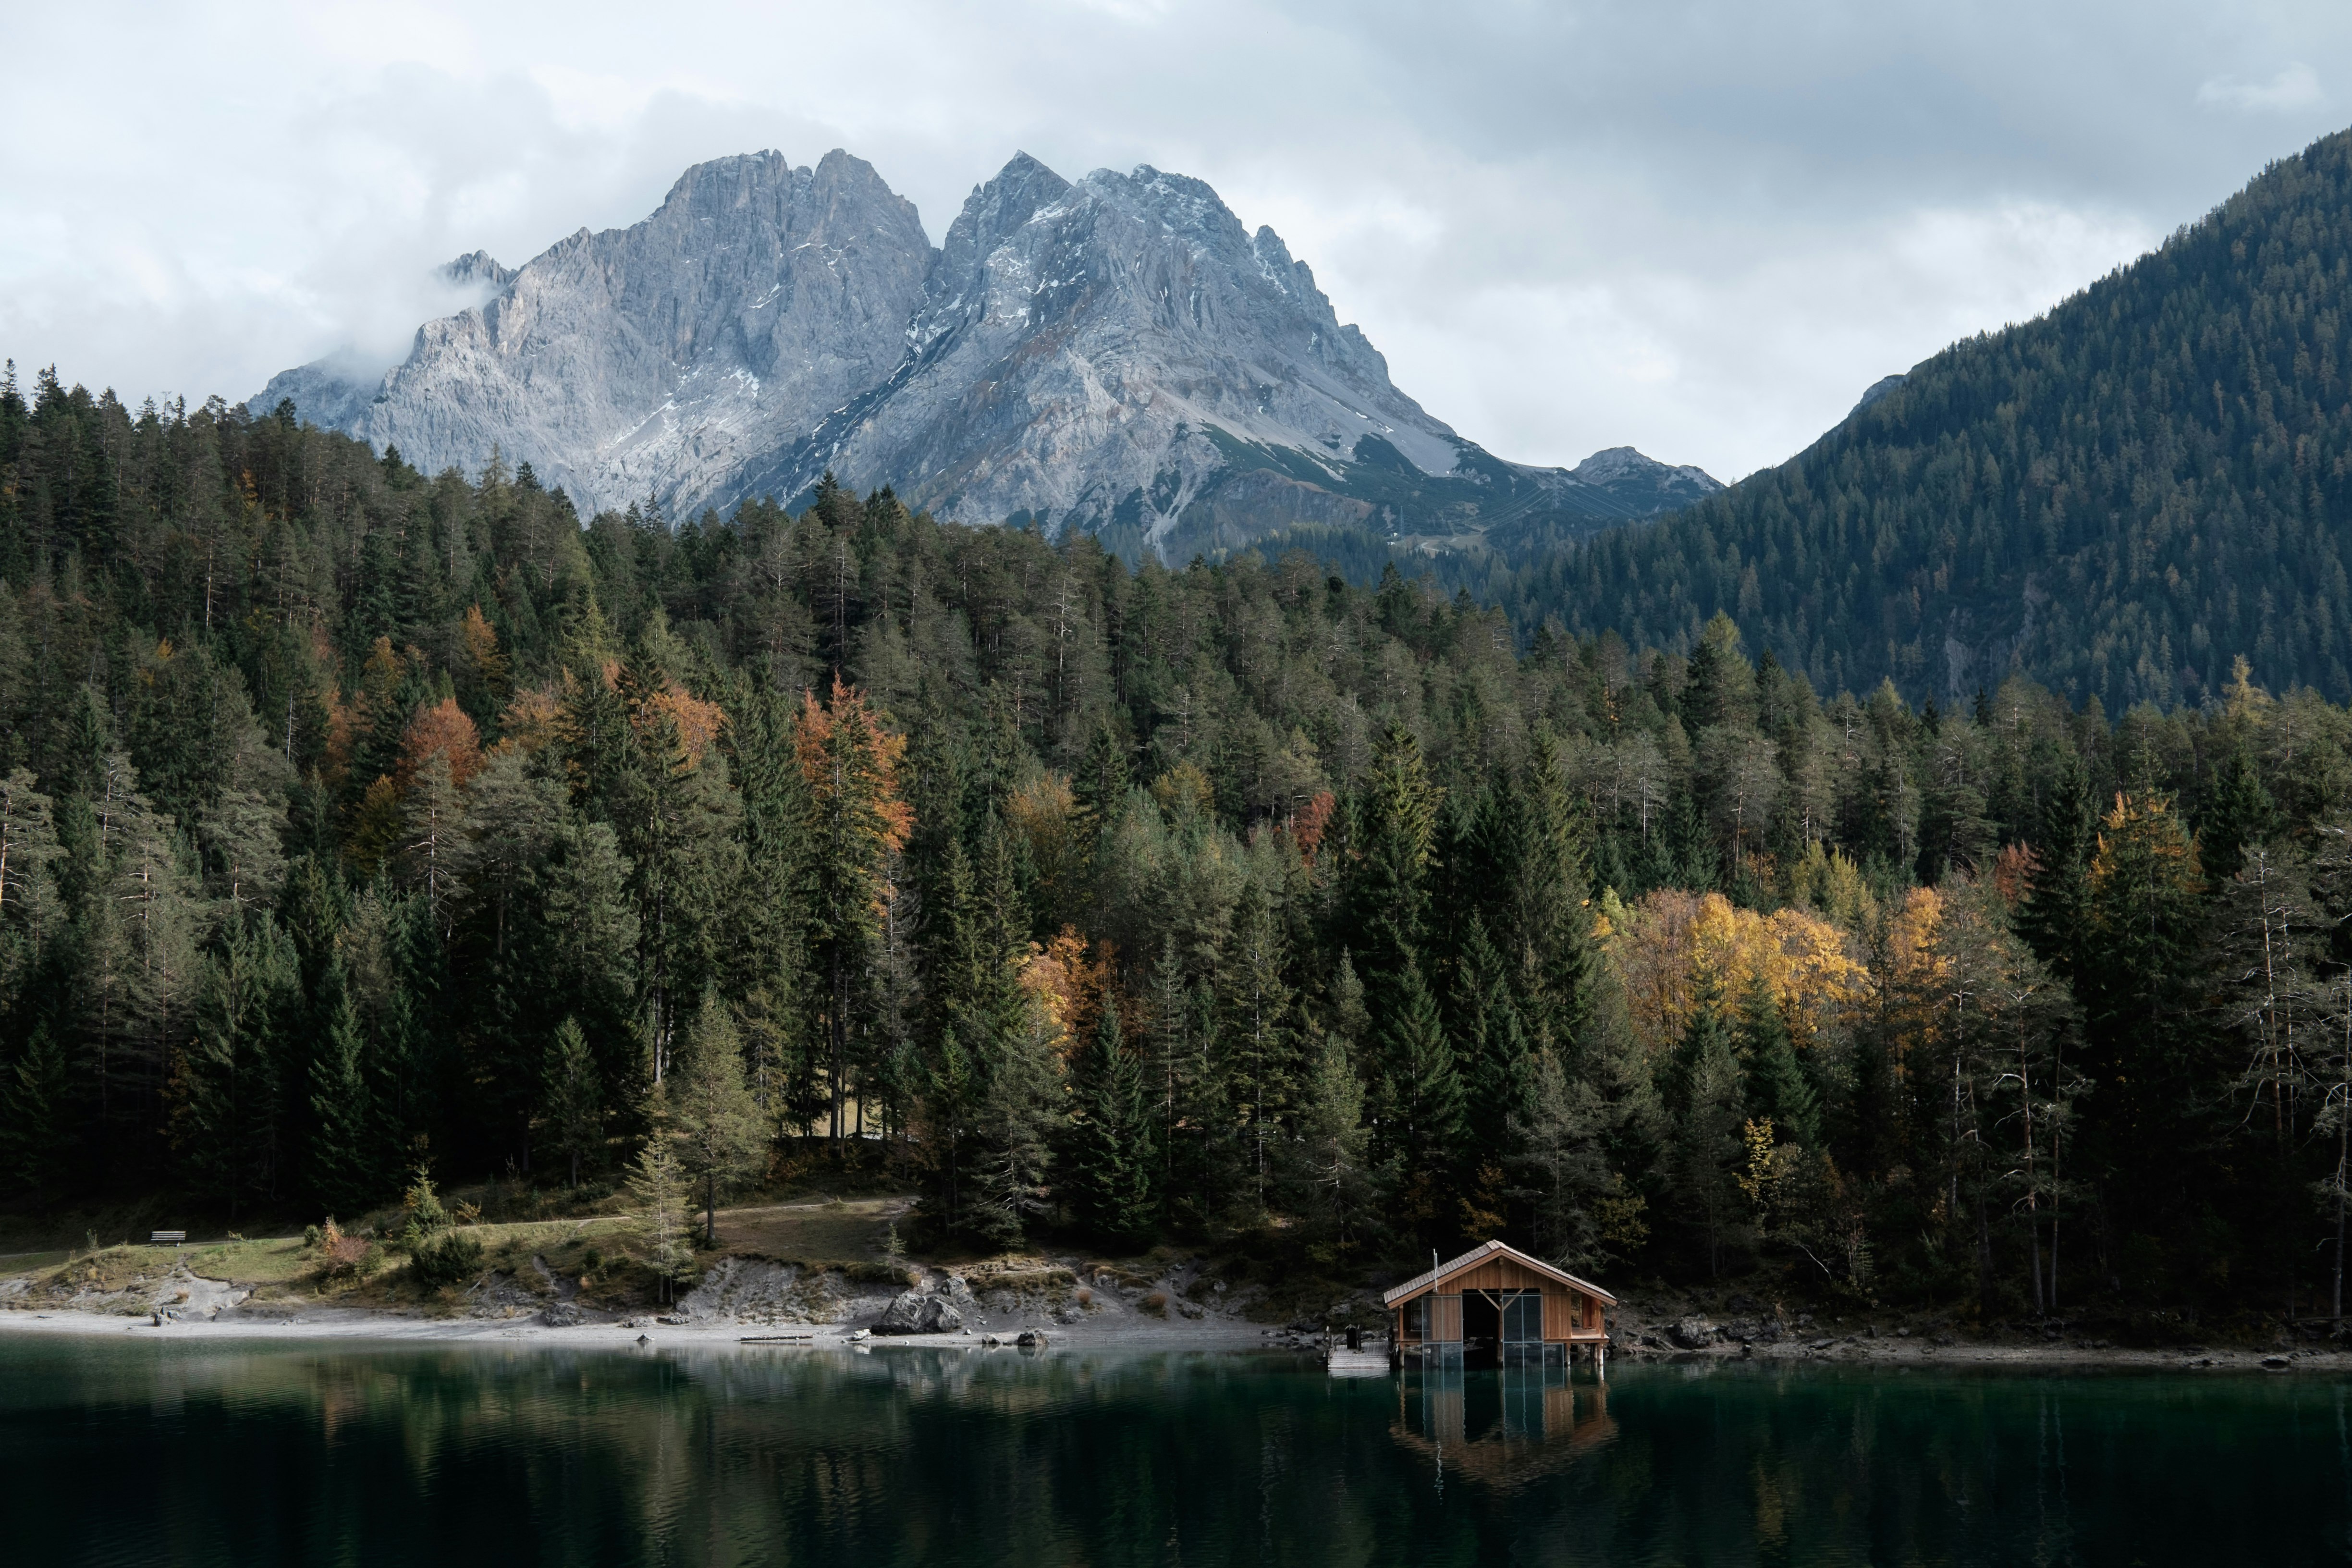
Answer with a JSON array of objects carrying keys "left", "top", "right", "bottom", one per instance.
[{"left": 1397, "top": 1255, "right": 1605, "bottom": 1340}]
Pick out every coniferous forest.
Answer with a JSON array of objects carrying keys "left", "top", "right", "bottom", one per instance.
[
  {"left": 12, "top": 365, "right": 2352, "bottom": 1331},
  {"left": 1425, "top": 128, "right": 2352, "bottom": 718}
]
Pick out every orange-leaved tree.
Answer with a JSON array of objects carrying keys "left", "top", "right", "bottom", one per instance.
[{"left": 796, "top": 677, "right": 912, "bottom": 1139}]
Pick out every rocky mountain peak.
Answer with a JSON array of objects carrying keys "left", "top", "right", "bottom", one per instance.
[{"left": 255, "top": 146, "right": 1717, "bottom": 552}]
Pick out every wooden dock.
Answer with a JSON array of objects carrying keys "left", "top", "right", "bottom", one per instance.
[{"left": 1326, "top": 1342, "right": 1391, "bottom": 1378}]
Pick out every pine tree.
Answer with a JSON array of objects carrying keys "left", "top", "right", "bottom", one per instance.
[
  {"left": 1344, "top": 723, "right": 1439, "bottom": 996},
  {"left": 1070, "top": 1004, "right": 1155, "bottom": 1245},
  {"left": 1072, "top": 713, "right": 1132, "bottom": 838},
  {"left": 0, "top": 1025, "right": 74, "bottom": 1197},
  {"left": 971, "top": 1005, "right": 1064, "bottom": 1247},
  {"left": 2019, "top": 751, "right": 2095, "bottom": 978},
  {"left": 0, "top": 767, "right": 63, "bottom": 1017},
  {"left": 1511, "top": 1047, "right": 1619, "bottom": 1267},
  {"left": 1379, "top": 955, "right": 1464, "bottom": 1244},
  {"left": 2076, "top": 793, "right": 2208, "bottom": 1228},
  {"left": 399, "top": 751, "right": 466, "bottom": 935},
  {"left": 170, "top": 914, "right": 296, "bottom": 1217},
  {"left": 2201, "top": 742, "right": 2279, "bottom": 883},
  {"left": 665, "top": 991, "right": 762, "bottom": 1247},
  {"left": 625, "top": 1139, "right": 694, "bottom": 1301},
  {"left": 305, "top": 964, "right": 378, "bottom": 1215},
  {"left": 1667, "top": 992, "right": 1749, "bottom": 1276},
  {"left": 1452, "top": 917, "right": 1534, "bottom": 1161},
  {"left": 1286, "top": 1028, "right": 1372, "bottom": 1262},
  {"left": 1736, "top": 977, "right": 1819, "bottom": 1146},
  {"left": 1219, "top": 882, "right": 1293, "bottom": 1216},
  {"left": 541, "top": 1017, "right": 604, "bottom": 1188},
  {"left": 795, "top": 677, "right": 911, "bottom": 1139}
]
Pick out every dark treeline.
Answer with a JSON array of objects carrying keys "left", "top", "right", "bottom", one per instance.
[
  {"left": 8, "top": 365, "right": 2352, "bottom": 1330},
  {"left": 1408, "top": 127, "right": 2352, "bottom": 718}
]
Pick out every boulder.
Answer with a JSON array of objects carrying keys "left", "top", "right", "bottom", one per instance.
[
  {"left": 874, "top": 1291, "right": 965, "bottom": 1335},
  {"left": 1668, "top": 1316, "right": 1718, "bottom": 1350}
]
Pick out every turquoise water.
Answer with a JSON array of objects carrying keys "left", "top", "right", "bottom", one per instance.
[{"left": 2, "top": 1336, "right": 2347, "bottom": 1565}]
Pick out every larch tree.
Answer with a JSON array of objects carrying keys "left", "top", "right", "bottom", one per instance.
[
  {"left": 664, "top": 991, "right": 762, "bottom": 1248},
  {"left": 796, "top": 676, "right": 912, "bottom": 1139}
]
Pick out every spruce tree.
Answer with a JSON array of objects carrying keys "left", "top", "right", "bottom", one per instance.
[
  {"left": 1072, "top": 713, "right": 1132, "bottom": 838},
  {"left": 2019, "top": 751, "right": 2095, "bottom": 979},
  {"left": 1344, "top": 723, "right": 1438, "bottom": 998},
  {"left": 1378, "top": 955, "right": 1464, "bottom": 1243},
  {"left": 1512, "top": 1047, "right": 1616, "bottom": 1267},
  {"left": 2200, "top": 742, "right": 2278, "bottom": 883},
  {"left": 1452, "top": 917, "right": 1535, "bottom": 1159},
  {"left": 1287, "top": 1028, "right": 1372, "bottom": 1261},
  {"left": 172, "top": 915, "right": 296, "bottom": 1217},
  {"left": 1736, "top": 978, "right": 1819, "bottom": 1146},
  {"left": 541, "top": 1017, "right": 604, "bottom": 1188},
  {"left": 305, "top": 965, "right": 378, "bottom": 1216},
  {"left": 0, "top": 1025, "right": 74, "bottom": 1197},
  {"left": 1667, "top": 996, "right": 1749, "bottom": 1277},
  {"left": 972, "top": 1007, "right": 1063, "bottom": 1247},
  {"left": 1219, "top": 882, "right": 1293, "bottom": 1216},
  {"left": 1070, "top": 1004, "right": 1155, "bottom": 1246}
]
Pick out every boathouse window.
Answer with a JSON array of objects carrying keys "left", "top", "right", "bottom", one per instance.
[
  {"left": 1500, "top": 1290, "right": 1542, "bottom": 1344},
  {"left": 1404, "top": 1297, "right": 1427, "bottom": 1339}
]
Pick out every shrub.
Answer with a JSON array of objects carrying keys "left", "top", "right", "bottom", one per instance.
[
  {"left": 1141, "top": 1292, "right": 1169, "bottom": 1318},
  {"left": 410, "top": 1229, "right": 485, "bottom": 1289},
  {"left": 302, "top": 1225, "right": 323, "bottom": 1250},
  {"left": 319, "top": 1220, "right": 374, "bottom": 1279}
]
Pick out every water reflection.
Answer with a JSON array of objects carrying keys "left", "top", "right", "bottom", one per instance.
[
  {"left": 3, "top": 1338, "right": 2351, "bottom": 1566},
  {"left": 1395, "top": 1362, "right": 1616, "bottom": 1494}
]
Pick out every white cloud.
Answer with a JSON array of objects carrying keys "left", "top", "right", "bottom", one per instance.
[{"left": 2198, "top": 63, "right": 2324, "bottom": 113}]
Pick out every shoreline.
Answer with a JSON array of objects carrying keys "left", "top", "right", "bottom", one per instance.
[
  {"left": 2, "top": 1300, "right": 2346, "bottom": 1374},
  {"left": 0, "top": 1303, "right": 1285, "bottom": 1354}
]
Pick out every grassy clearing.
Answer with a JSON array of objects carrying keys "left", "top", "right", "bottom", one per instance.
[
  {"left": 1, "top": 1191, "right": 925, "bottom": 1318},
  {"left": 714, "top": 1197, "right": 906, "bottom": 1268}
]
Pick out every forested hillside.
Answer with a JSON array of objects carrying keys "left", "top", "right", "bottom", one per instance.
[
  {"left": 9, "top": 364, "right": 2352, "bottom": 1328},
  {"left": 1453, "top": 126, "right": 2352, "bottom": 716}
]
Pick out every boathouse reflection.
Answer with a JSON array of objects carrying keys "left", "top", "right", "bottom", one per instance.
[{"left": 1392, "top": 1361, "right": 1616, "bottom": 1489}]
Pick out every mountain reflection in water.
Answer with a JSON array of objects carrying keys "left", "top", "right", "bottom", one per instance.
[{"left": 3, "top": 1336, "right": 2349, "bottom": 1566}]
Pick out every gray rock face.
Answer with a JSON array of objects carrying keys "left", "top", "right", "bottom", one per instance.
[
  {"left": 260, "top": 149, "right": 932, "bottom": 516},
  {"left": 747, "top": 157, "right": 1470, "bottom": 552},
  {"left": 875, "top": 1290, "right": 964, "bottom": 1335},
  {"left": 256, "top": 148, "right": 1718, "bottom": 551},
  {"left": 1850, "top": 373, "right": 1908, "bottom": 417}
]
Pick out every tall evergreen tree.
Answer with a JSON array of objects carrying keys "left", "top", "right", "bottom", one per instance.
[
  {"left": 541, "top": 1017, "right": 605, "bottom": 1189},
  {"left": 1069, "top": 1003, "right": 1155, "bottom": 1245}
]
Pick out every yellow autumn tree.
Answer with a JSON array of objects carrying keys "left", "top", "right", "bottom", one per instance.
[{"left": 1606, "top": 889, "right": 1869, "bottom": 1058}]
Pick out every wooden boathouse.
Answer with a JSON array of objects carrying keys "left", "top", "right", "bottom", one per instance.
[{"left": 1382, "top": 1240, "right": 1616, "bottom": 1371}]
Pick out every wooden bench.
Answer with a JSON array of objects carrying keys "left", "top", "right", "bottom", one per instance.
[{"left": 149, "top": 1231, "right": 186, "bottom": 1247}]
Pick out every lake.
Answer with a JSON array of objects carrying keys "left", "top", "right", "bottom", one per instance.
[{"left": 1, "top": 1335, "right": 2347, "bottom": 1565}]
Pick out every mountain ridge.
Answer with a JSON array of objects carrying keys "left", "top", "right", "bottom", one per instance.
[
  {"left": 253, "top": 148, "right": 1718, "bottom": 554},
  {"left": 1454, "top": 126, "right": 2352, "bottom": 711}
]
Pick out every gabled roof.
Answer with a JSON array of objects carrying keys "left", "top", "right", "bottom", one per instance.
[{"left": 1379, "top": 1239, "right": 1617, "bottom": 1308}]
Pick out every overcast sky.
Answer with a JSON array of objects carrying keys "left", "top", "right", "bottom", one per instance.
[{"left": 5, "top": 1, "right": 2349, "bottom": 481}]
